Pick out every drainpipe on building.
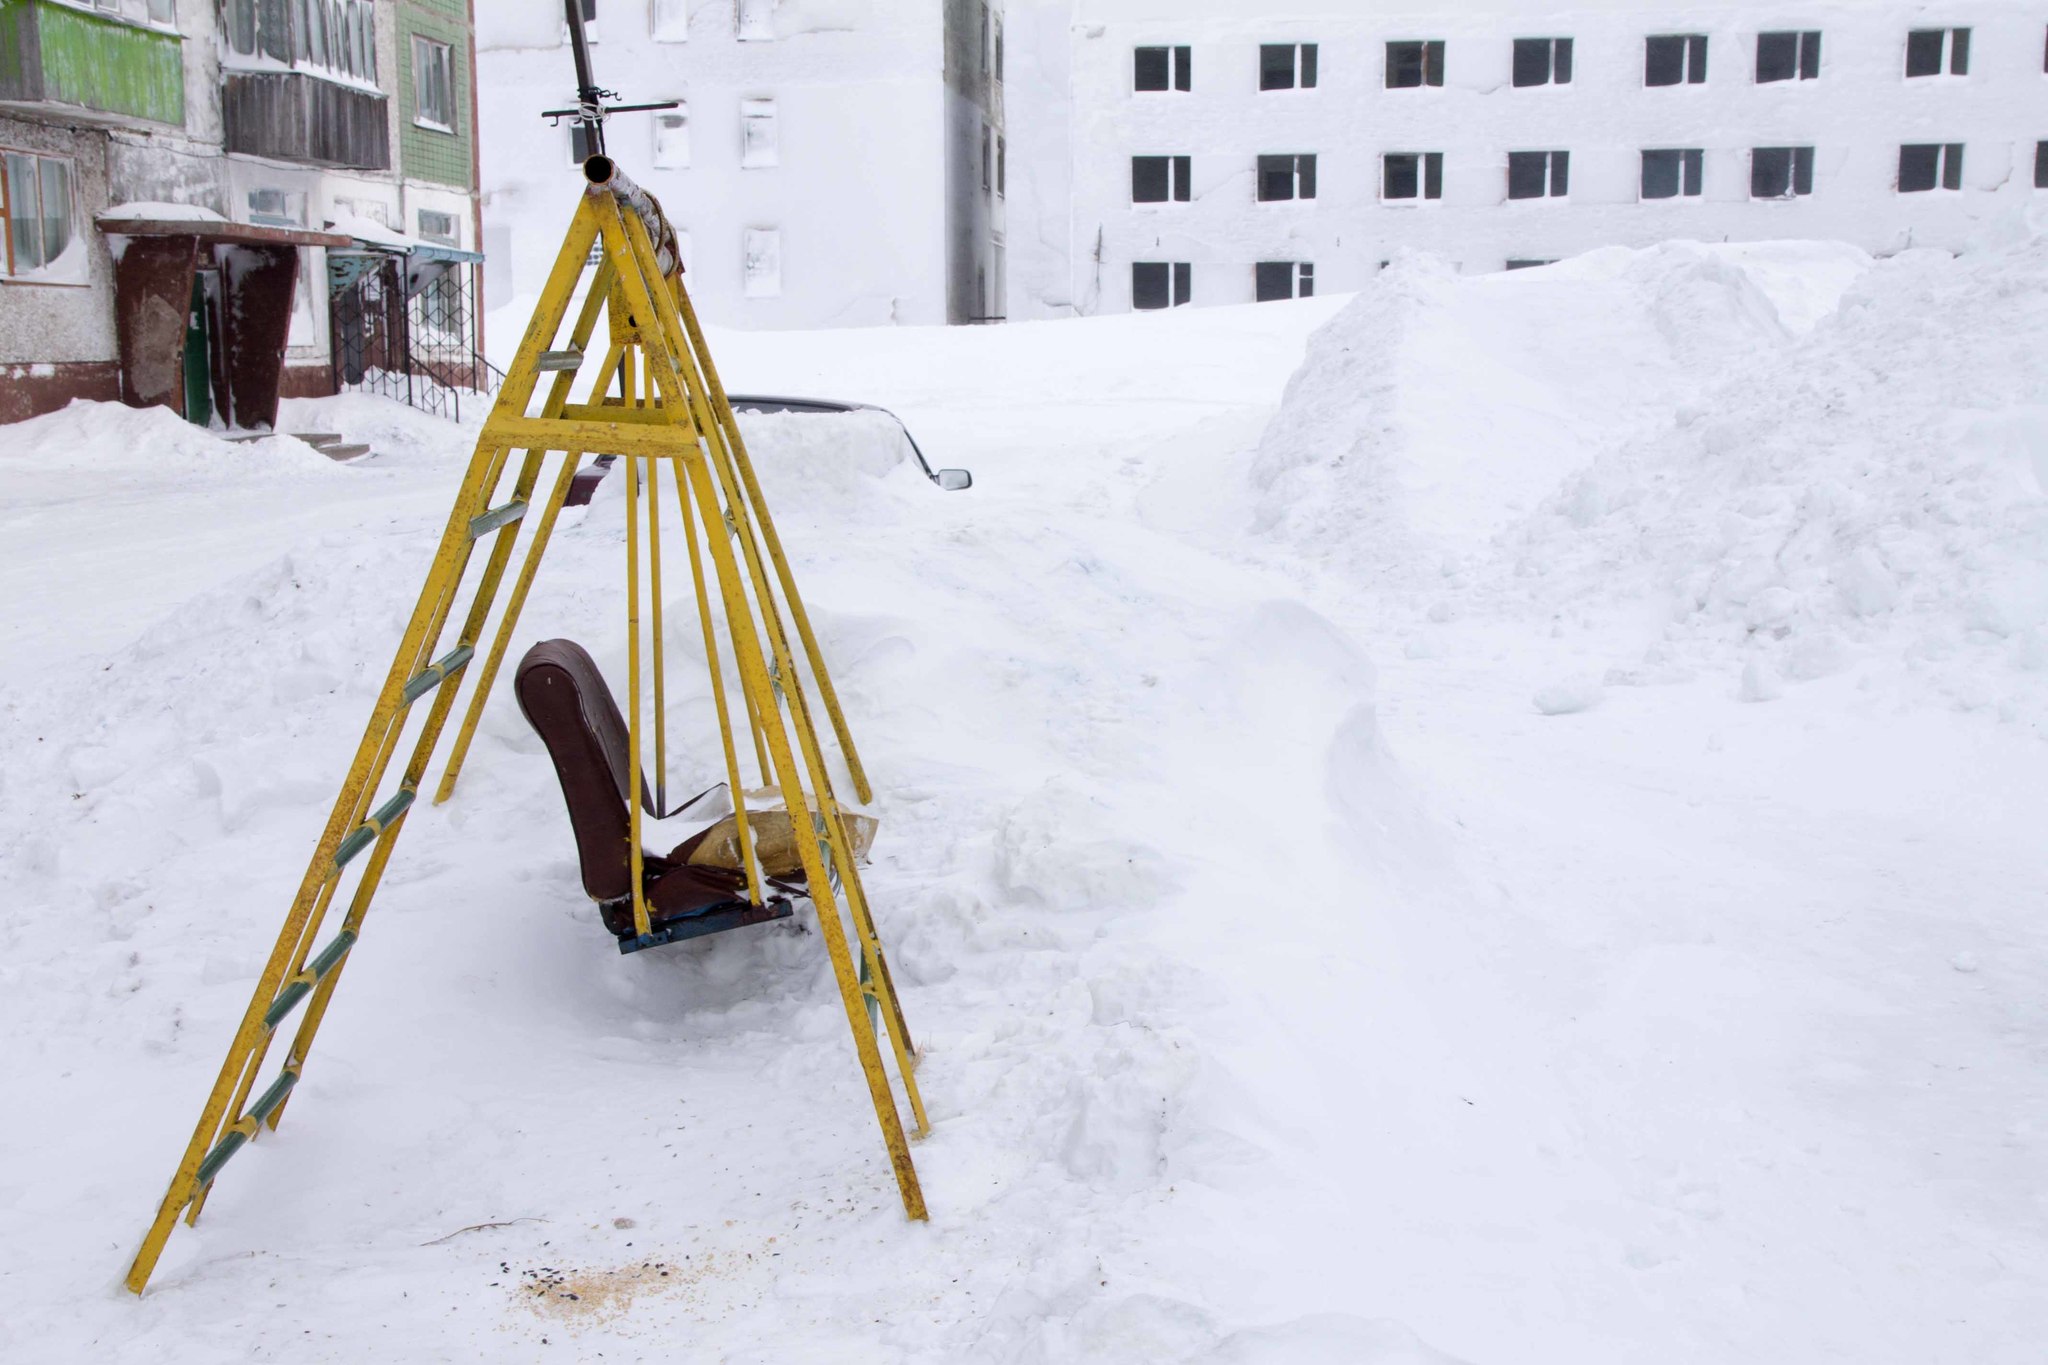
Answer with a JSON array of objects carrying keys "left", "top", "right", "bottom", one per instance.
[{"left": 467, "top": 0, "right": 485, "bottom": 365}]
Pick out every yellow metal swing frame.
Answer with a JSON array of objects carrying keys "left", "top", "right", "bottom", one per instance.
[{"left": 123, "top": 174, "right": 930, "bottom": 1296}]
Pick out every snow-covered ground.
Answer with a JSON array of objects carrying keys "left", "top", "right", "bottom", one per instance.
[{"left": 2, "top": 233, "right": 2044, "bottom": 1363}]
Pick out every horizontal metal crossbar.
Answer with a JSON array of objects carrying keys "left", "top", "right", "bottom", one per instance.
[
  {"left": 193, "top": 1069, "right": 298, "bottom": 1188},
  {"left": 261, "top": 930, "right": 360, "bottom": 1032},
  {"left": 332, "top": 789, "right": 415, "bottom": 872},
  {"left": 467, "top": 501, "right": 528, "bottom": 541},
  {"left": 534, "top": 349, "right": 585, "bottom": 372},
  {"left": 401, "top": 645, "right": 475, "bottom": 705}
]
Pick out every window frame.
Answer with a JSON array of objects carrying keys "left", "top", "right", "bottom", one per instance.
[
  {"left": 1905, "top": 27, "right": 1969, "bottom": 78},
  {"left": 1382, "top": 151, "right": 1444, "bottom": 203},
  {"left": 1506, "top": 149, "right": 1569, "bottom": 200},
  {"left": 1131, "top": 260, "right": 1191, "bottom": 310},
  {"left": 1385, "top": 39, "right": 1445, "bottom": 89},
  {"left": 1134, "top": 44, "right": 1192, "bottom": 92},
  {"left": 1755, "top": 30, "right": 1820, "bottom": 84},
  {"left": 416, "top": 208, "right": 460, "bottom": 247},
  {"left": 1897, "top": 142, "right": 1964, "bottom": 193},
  {"left": 411, "top": 34, "right": 456, "bottom": 133},
  {"left": 1512, "top": 37, "right": 1572, "bottom": 87},
  {"left": 1259, "top": 42, "right": 1318, "bottom": 91},
  {"left": 1750, "top": 146, "right": 1815, "bottom": 199},
  {"left": 2037, "top": 140, "right": 2048, "bottom": 191},
  {"left": 1131, "top": 154, "right": 1191, "bottom": 205},
  {"left": 1645, "top": 33, "right": 1708, "bottom": 86},
  {"left": 1640, "top": 148, "right": 1705, "bottom": 200},
  {"left": 1, "top": 147, "right": 83, "bottom": 285},
  {"left": 1256, "top": 153, "right": 1317, "bottom": 203},
  {"left": 1254, "top": 260, "right": 1314, "bottom": 302}
]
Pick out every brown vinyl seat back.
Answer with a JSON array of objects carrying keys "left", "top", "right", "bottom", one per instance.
[{"left": 514, "top": 638, "right": 655, "bottom": 905}]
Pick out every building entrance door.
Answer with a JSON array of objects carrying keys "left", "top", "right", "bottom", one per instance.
[{"left": 182, "top": 271, "right": 214, "bottom": 427}]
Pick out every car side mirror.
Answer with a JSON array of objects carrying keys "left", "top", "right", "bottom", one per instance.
[{"left": 936, "top": 468, "right": 973, "bottom": 491}]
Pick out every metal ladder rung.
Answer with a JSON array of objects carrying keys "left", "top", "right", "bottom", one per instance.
[
  {"left": 261, "top": 930, "right": 360, "bottom": 1032},
  {"left": 193, "top": 1069, "right": 299, "bottom": 1188},
  {"left": 331, "top": 789, "right": 415, "bottom": 873},
  {"left": 401, "top": 645, "right": 475, "bottom": 705},
  {"left": 467, "top": 501, "right": 528, "bottom": 540},
  {"left": 534, "top": 349, "right": 584, "bottom": 372}
]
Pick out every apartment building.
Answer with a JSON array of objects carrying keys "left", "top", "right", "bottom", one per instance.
[
  {"left": 1, "top": 0, "right": 486, "bottom": 425},
  {"left": 1005, "top": 0, "right": 2048, "bottom": 317},
  {"left": 474, "top": 0, "right": 1007, "bottom": 328}
]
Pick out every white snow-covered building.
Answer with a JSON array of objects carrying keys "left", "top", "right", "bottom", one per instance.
[
  {"left": 476, "top": 0, "right": 1008, "bottom": 328},
  {"left": 1006, "top": 0, "right": 2048, "bottom": 317}
]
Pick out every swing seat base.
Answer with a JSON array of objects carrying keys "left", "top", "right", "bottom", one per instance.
[{"left": 612, "top": 895, "right": 795, "bottom": 955}]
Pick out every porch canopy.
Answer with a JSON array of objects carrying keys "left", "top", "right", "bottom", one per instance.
[{"left": 98, "top": 208, "right": 349, "bottom": 430}]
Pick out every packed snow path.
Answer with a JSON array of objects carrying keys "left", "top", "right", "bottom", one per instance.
[{"left": 2, "top": 241, "right": 2044, "bottom": 1363}]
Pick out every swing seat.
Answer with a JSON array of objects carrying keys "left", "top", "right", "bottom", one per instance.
[{"left": 514, "top": 638, "right": 792, "bottom": 950}]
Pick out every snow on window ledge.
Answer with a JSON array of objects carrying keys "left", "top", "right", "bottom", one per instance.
[{"left": 2, "top": 234, "right": 92, "bottom": 287}]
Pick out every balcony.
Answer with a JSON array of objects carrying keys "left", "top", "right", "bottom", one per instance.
[
  {"left": 221, "top": 68, "right": 389, "bottom": 170},
  {"left": 0, "top": 0, "right": 185, "bottom": 126}
]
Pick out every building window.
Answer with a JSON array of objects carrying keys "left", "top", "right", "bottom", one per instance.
[
  {"left": 563, "top": 0, "right": 597, "bottom": 44},
  {"left": 1, "top": 150, "right": 77, "bottom": 281},
  {"left": 1131, "top": 155, "right": 1191, "bottom": 204},
  {"left": 740, "top": 99, "right": 778, "bottom": 168},
  {"left": 247, "top": 187, "right": 307, "bottom": 226},
  {"left": 981, "top": 123, "right": 993, "bottom": 193},
  {"left": 417, "top": 209, "right": 459, "bottom": 246},
  {"left": 736, "top": 0, "right": 773, "bottom": 41},
  {"left": 1132, "top": 261, "right": 1190, "bottom": 310},
  {"left": 411, "top": 35, "right": 454, "bottom": 133},
  {"left": 569, "top": 122, "right": 600, "bottom": 164},
  {"left": 1386, "top": 40, "right": 1444, "bottom": 88},
  {"left": 1256, "top": 153, "right": 1317, "bottom": 202},
  {"left": 1254, "top": 261, "right": 1313, "bottom": 301},
  {"left": 1507, "top": 150, "right": 1568, "bottom": 199},
  {"left": 2037, "top": 141, "right": 2048, "bottom": 189},
  {"left": 743, "top": 227, "right": 781, "bottom": 296},
  {"left": 1641, "top": 148, "right": 1704, "bottom": 198},
  {"left": 653, "top": 105, "right": 690, "bottom": 168},
  {"left": 1135, "top": 45, "right": 1192, "bottom": 92},
  {"left": 1383, "top": 152, "right": 1443, "bottom": 201},
  {"left": 1898, "top": 143, "right": 1963, "bottom": 192},
  {"left": 1513, "top": 37, "right": 1572, "bottom": 87},
  {"left": 980, "top": 3, "right": 991, "bottom": 74},
  {"left": 1646, "top": 34, "right": 1708, "bottom": 86},
  {"left": 1505, "top": 259, "right": 1555, "bottom": 271},
  {"left": 997, "top": 134, "right": 1006, "bottom": 197},
  {"left": 652, "top": 0, "right": 688, "bottom": 42},
  {"left": 995, "top": 15, "right": 1004, "bottom": 81},
  {"left": 1756, "top": 30, "right": 1820, "bottom": 83},
  {"left": 1906, "top": 28, "right": 1969, "bottom": 77},
  {"left": 1751, "top": 146, "right": 1815, "bottom": 199},
  {"left": 1260, "top": 43, "right": 1317, "bottom": 91}
]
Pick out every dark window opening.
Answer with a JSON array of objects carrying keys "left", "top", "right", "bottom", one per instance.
[
  {"left": 1641, "top": 148, "right": 1704, "bottom": 199},
  {"left": 1751, "top": 146, "right": 1815, "bottom": 198},
  {"left": 1255, "top": 261, "right": 1314, "bottom": 302},
  {"left": 1898, "top": 143, "right": 1963, "bottom": 193},
  {"left": 1646, "top": 33, "right": 1708, "bottom": 86},
  {"left": 1507, "top": 149, "right": 1569, "bottom": 199},
  {"left": 1132, "top": 260, "right": 1191, "bottom": 310},
  {"left": 1756, "top": 30, "right": 1820, "bottom": 82},
  {"left": 1135, "top": 44, "right": 1192, "bottom": 92},
  {"left": 1505, "top": 259, "right": 1555, "bottom": 271},
  {"left": 1906, "top": 27, "right": 1969, "bottom": 77},
  {"left": 1384, "top": 151, "right": 1444, "bottom": 201},
  {"left": 997, "top": 135, "right": 1006, "bottom": 196},
  {"left": 1131, "top": 155, "right": 1192, "bottom": 203},
  {"left": 1513, "top": 37, "right": 1572, "bottom": 86},
  {"left": 1256, "top": 153, "right": 1317, "bottom": 202},
  {"left": 1260, "top": 42, "right": 1317, "bottom": 90},
  {"left": 2037, "top": 140, "right": 2048, "bottom": 189},
  {"left": 1386, "top": 39, "right": 1445, "bottom": 88}
]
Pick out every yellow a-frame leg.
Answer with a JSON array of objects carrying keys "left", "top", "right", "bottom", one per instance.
[{"left": 124, "top": 186, "right": 930, "bottom": 1295}]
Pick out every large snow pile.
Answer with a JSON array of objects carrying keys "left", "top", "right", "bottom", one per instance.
[{"left": 1253, "top": 238, "right": 2048, "bottom": 724}]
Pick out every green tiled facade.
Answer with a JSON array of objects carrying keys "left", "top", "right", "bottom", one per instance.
[
  {"left": 0, "top": 0, "right": 184, "bottom": 125},
  {"left": 397, "top": 0, "right": 472, "bottom": 189}
]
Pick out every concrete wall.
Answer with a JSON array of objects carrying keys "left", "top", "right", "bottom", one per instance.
[
  {"left": 477, "top": 0, "right": 952, "bottom": 331},
  {"left": 943, "top": 0, "right": 1007, "bottom": 321},
  {"left": 1013, "top": 0, "right": 2048, "bottom": 316}
]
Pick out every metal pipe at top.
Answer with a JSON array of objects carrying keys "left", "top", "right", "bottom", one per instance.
[
  {"left": 563, "top": 0, "right": 605, "bottom": 156},
  {"left": 583, "top": 155, "right": 682, "bottom": 281}
]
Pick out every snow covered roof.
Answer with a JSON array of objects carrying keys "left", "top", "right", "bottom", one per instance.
[{"left": 325, "top": 213, "right": 484, "bottom": 263}]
